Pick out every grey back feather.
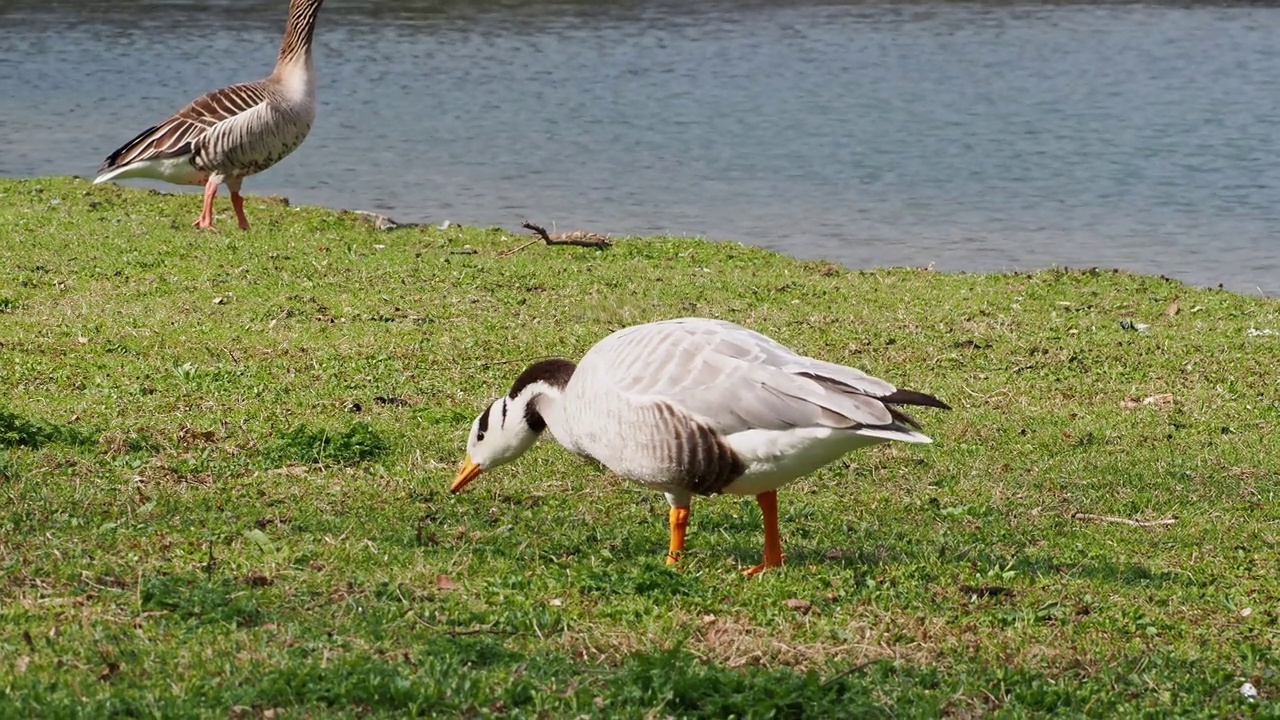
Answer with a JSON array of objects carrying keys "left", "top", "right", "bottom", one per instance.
[{"left": 575, "top": 318, "right": 940, "bottom": 436}]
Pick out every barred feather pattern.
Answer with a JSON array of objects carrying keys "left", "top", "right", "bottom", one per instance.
[
  {"left": 99, "top": 83, "right": 267, "bottom": 175},
  {"left": 277, "top": 0, "right": 323, "bottom": 66},
  {"left": 191, "top": 87, "right": 313, "bottom": 176},
  {"left": 514, "top": 365, "right": 748, "bottom": 496},
  {"left": 642, "top": 401, "right": 746, "bottom": 495},
  {"left": 96, "top": 0, "right": 322, "bottom": 184}
]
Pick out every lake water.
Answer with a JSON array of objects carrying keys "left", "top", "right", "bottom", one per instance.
[{"left": 2, "top": 0, "right": 1277, "bottom": 295}]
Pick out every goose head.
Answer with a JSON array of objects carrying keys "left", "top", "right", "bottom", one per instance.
[{"left": 450, "top": 358, "right": 577, "bottom": 493}]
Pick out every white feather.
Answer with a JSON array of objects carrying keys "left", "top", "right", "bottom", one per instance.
[{"left": 93, "top": 155, "right": 204, "bottom": 185}]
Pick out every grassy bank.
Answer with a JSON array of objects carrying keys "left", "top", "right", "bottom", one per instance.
[{"left": 1, "top": 176, "right": 1277, "bottom": 718}]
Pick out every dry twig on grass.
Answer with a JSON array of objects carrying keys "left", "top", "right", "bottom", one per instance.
[
  {"left": 351, "top": 210, "right": 414, "bottom": 231},
  {"left": 499, "top": 221, "right": 612, "bottom": 257},
  {"left": 1070, "top": 511, "right": 1176, "bottom": 527},
  {"left": 819, "top": 658, "right": 879, "bottom": 687},
  {"left": 1225, "top": 621, "right": 1280, "bottom": 637},
  {"left": 412, "top": 615, "right": 517, "bottom": 636},
  {"left": 444, "top": 627, "right": 519, "bottom": 637},
  {"left": 523, "top": 221, "right": 611, "bottom": 248},
  {"left": 497, "top": 238, "right": 540, "bottom": 257}
]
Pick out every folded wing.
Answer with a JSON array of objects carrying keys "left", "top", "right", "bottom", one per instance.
[
  {"left": 596, "top": 318, "right": 948, "bottom": 440},
  {"left": 98, "top": 82, "right": 271, "bottom": 173}
]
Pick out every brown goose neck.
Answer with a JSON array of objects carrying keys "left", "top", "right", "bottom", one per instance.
[{"left": 276, "top": 0, "right": 323, "bottom": 67}]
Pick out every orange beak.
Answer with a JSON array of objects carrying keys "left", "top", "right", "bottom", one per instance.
[{"left": 450, "top": 455, "right": 484, "bottom": 493}]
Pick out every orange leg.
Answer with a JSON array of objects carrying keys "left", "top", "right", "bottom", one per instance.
[
  {"left": 229, "top": 190, "right": 250, "bottom": 231},
  {"left": 743, "top": 491, "right": 785, "bottom": 576},
  {"left": 666, "top": 506, "right": 690, "bottom": 565},
  {"left": 193, "top": 178, "right": 218, "bottom": 229}
]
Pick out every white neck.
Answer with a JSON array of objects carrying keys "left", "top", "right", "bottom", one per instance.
[
  {"left": 271, "top": 54, "right": 315, "bottom": 105},
  {"left": 521, "top": 383, "right": 578, "bottom": 455}
]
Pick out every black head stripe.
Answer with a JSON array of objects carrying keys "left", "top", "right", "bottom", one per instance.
[
  {"left": 509, "top": 358, "right": 577, "bottom": 398},
  {"left": 477, "top": 405, "right": 491, "bottom": 435}
]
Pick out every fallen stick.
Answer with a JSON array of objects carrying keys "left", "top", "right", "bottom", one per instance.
[
  {"left": 352, "top": 210, "right": 416, "bottom": 231},
  {"left": 497, "top": 238, "right": 540, "bottom": 258},
  {"left": 1070, "top": 511, "right": 1176, "bottom": 527},
  {"left": 445, "top": 627, "right": 518, "bottom": 637},
  {"left": 1224, "top": 621, "right": 1280, "bottom": 637},
  {"left": 521, "top": 221, "right": 611, "bottom": 249},
  {"left": 820, "top": 658, "right": 878, "bottom": 687},
  {"left": 412, "top": 615, "right": 517, "bottom": 636}
]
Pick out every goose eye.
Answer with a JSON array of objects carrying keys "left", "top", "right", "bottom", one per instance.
[{"left": 476, "top": 430, "right": 486, "bottom": 442}]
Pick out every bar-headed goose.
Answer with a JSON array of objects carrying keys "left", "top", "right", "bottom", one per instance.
[
  {"left": 94, "top": 0, "right": 324, "bottom": 230},
  {"left": 451, "top": 317, "right": 949, "bottom": 575}
]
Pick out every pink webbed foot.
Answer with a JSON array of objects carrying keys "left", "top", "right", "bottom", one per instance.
[
  {"left": 193, "top": 178, "right": 219, "bottom": 230},
  {"left": 229, "top": 191, "right": 251, "bottom": 231}
]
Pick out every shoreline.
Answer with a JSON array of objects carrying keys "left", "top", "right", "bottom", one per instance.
[{"left": 25, "top": 174, "right": 1276, "bottom": 301}]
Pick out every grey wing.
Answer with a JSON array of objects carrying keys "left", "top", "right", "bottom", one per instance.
[
  {"left": 590, "top": 318, "right": 947, "bottom": 435},
  {"left": 100, "top": 82, "right": 271, "bottom": 171}
]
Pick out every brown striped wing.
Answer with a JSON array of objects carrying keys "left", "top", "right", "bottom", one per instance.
[
  {"left": 99, "top": 81, "right": 271, "bottom": 172},
  {"left": 648, "top": 400, "right": 746, "bottom": 495}
]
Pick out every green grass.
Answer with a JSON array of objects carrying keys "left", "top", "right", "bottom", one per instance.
[{"left": 1, "top": 176, "right": 1278, "bottom": 718}]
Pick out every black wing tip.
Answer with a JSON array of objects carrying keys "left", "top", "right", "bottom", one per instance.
[
  {"left": 97, "top": 153, "right": 127, "bottom": 175},
  {"left": 99, "top": 122, "right": 193, "bottom": 173},
  {"left": 881, "top": 388, "right": 951, "bottom": 411},
  {"left": 98, "top": 151, "right": 125, "bottom": 175},
  {"left": 100, "top": 123, "right": 161, "bottom": 168},
  {"left": 794, "top": 371, "right": 951, "bottom": 411}
]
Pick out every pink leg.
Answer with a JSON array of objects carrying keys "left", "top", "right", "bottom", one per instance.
[
  {"left": 193, "top": 179, "right": 218, "bottom": 229},
  {"left": 229, "top": 190, "right": 250, "bottom": 231}
]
